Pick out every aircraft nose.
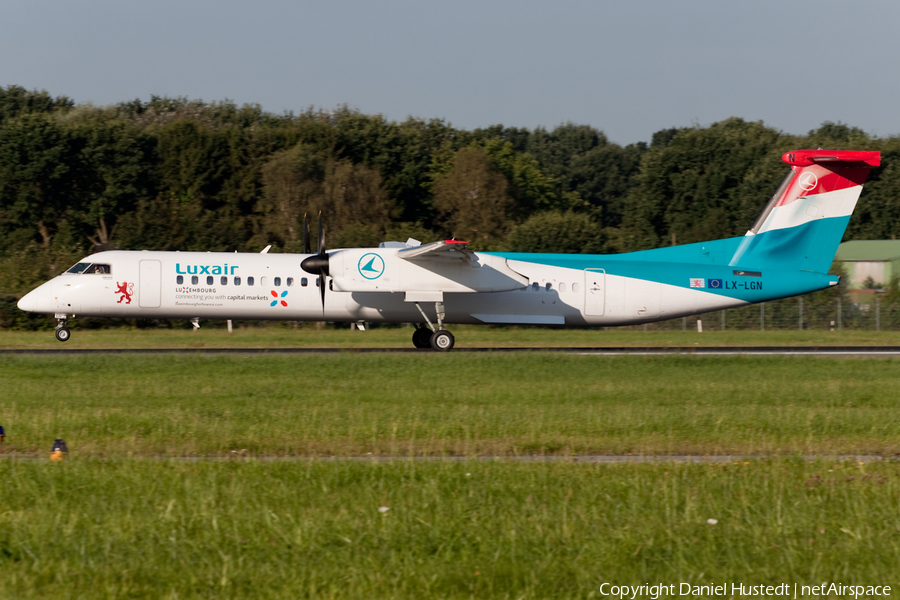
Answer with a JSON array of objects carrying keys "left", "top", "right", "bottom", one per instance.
[{"left": 17, "top": 290, "right": 36, "bottom": 312}]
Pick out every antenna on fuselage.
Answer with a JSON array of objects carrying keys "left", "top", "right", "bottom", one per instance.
[{"left": 302, "top": 213, "right": 311, "bottom": 254}]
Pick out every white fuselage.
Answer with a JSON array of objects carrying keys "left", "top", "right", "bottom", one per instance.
[{"left": 18, "top": 250, "right": 746, "bottom": 327}]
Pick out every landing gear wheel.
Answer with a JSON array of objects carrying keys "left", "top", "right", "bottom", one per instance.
[
  {"left": 55, "top": 327, "right": 71, "bottom": 342},
  {"left": 430, "top": 329, "right": 455, "bottom": 352},
  {"left": 412, "top": 327, "right": 432, "bottom": 349}
]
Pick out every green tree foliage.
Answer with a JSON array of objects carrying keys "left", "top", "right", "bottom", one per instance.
[
  {"left": 4, "top": 85, "right": 900, "bottom": 310},
  {"left": 0, "top": 113, "right": 81, "bottom": 249},
  {"left": 522, "top": 123, "right": 643, "bottom": 228},
  {"left": 254, "top": 142, "right": 392, "bottom": 251},
  {"left": 64, "top": 107, "right": 159, "bottom": 248},
  {"left": 432, "top": 147, "right": 512, "bottom": 247},
  {"left": 0, "top": 86, "right": 73, "bottom": 126},
  {"left": 257, "top": 143, "right": 326, "bottom": 249},
  {"left": 507, "top": 211, "right": 605, "bottom": 253},
  {"left": 618, "top": 118, "right": 784, "bottom": 251}
]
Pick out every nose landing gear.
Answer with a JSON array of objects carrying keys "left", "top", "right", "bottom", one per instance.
[{"left": 55, "top": 316, "right": 71, "bottom": 342}]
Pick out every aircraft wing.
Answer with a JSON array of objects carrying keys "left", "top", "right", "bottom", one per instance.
[
  {"left": 329, "top": 240, "right": 527, "bottom": 293},
  {"left": 397, "top": 240, "right": 476, "bottom": 264}
]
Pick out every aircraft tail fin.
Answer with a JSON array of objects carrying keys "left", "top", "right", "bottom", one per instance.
[{"left": 729, "top": 150, "right": 880, "bottom": 273}]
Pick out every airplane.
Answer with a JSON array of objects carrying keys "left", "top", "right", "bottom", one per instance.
[{"left": 17, "top": 149, "right": 880, "bottom": 351}]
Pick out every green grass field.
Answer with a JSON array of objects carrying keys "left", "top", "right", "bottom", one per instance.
[
  {"left": 2, "top": 353, "right": 900, "bottom": 457},
  {"left": 2, "top": 347, "right": 900, "bottom": 597},
  {"left": 1, "top": 459, "right": 898, "bottom": 599},
  {"left": 2, "top": 325, "right": 900, "bottom": 350}
]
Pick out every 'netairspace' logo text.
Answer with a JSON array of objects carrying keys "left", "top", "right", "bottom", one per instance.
[{"left": 598, "top": 583, "right": 891, "bottom": 599}]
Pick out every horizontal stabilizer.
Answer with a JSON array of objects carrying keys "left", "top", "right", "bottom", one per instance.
[{"left": 783, "top": 150, "right": 881, "bottom": 167}]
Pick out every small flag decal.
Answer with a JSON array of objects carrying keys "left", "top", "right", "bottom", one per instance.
[
  {"left": 689, "top": 278, "right": 705, "bottom": 288},
  {"left": 707, "top": 279, "right": 723, "bottom": 289}
]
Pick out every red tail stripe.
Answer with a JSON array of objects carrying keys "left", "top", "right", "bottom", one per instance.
[{"left": 776, "top": 165, "right": 869, "bottom": 207}]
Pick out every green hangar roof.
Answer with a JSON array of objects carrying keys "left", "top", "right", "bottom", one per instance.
[{"left": 835, "top": 240, "right": 900, "bottom": 262}]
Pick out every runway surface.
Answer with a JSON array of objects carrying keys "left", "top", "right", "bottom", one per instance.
[{"left": 4, "top": 346, "right": 900, "bottom": 356}]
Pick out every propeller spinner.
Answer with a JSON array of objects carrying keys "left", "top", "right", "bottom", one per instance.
[{"left": 300, "top": 213, "right": 329, "bottom": 309}]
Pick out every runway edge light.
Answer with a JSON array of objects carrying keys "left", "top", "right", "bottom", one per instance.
[{"left": 50, "top": 439, "right": 68, "bottom": 462}]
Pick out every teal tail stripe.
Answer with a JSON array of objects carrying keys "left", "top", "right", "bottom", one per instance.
[
  {"left": 730, "top": 216, "right": 851, "bottom": 273},
  {"left": 492, "top": 252, "right": 837, "bottom": 303}
]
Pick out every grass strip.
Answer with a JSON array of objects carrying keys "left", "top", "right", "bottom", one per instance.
[
  {"left": 0, "top": 459, "right": 898, "bottom": 599},
  {"left": 2, "top": 354, "right": 900, "bottom": 457}
]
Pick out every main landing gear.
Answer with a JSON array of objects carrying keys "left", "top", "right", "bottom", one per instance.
[
  {"left": 55, "top": 316, "right": 71, "bottom": 342},
  {"left": 411, "top": 301, "right": 455, "bottom": 352},
  {"left": 412, "top": 326, "right": 432, "bottom": 348}
]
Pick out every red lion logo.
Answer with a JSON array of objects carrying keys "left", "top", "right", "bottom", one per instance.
[{"left": 115, "top": 281, "right": 134, "bottom": 304}]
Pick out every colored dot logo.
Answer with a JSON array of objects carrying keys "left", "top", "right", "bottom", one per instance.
[{"left": 270, "top": 290, "right": 288, "bottom": 307}]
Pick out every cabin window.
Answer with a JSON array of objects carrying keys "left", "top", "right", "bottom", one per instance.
[
  {"left": 545, "top": 283, "right": 552, "bottom": 291},
  {"left": 191, "top": 276, "right": 199, "bottom": 285},
  {"left": 261, "top": 276, "right": 268, "bottom": 287},
  {"left": 559, "top": 282, "right": 566, "bottom": 293},
  {"left": 316, "top": 277, "right": 320, "bottom": 287},
  {"left": 220, "top": 276, "right": 228, "bottom": 285},
  {"left": 234, "top": 277, "right": 241, "bottom": 286},
  {"left": 301, "top": 277, "right": 308, "bottom": 287},
  {"left": 532, "top": 282, "right": 539, "bottom": 291},
  {"left": 176, "top": 275, "right": 184, "bottom": 285},
  {"left": 274, "top": 277, "right": 281, "bottom": 287},
  {"left": 287, "top": 277, "right": 294, "bottom": 287},
  {"left": 66, "top": 262, "right": 91, "bottom": 274},
  {"left": 247, "top": 276, "right": 254, "bottom": 286},
  {"left": 572, "top": 282, "right": 579, "bottom": 293},
  {"left": 206, "top": 276, "right": 214, "bottom": 285}
]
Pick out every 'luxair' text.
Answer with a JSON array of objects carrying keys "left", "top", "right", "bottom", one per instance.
[{"left": 175, "top": 264, "right": 239, "bottom": 275}]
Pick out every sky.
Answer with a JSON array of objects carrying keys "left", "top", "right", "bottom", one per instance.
[{"left": 2, "top": 0, "right": 898, "bottom": 145}]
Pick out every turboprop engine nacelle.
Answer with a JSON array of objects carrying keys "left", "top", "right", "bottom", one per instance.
[{"left": 328, "top": 248, "right": 528, "bottom": 293}]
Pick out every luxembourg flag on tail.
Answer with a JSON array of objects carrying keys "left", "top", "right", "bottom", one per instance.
[{"left": 730, "top": 150, "right": 880, "bottom": 274}]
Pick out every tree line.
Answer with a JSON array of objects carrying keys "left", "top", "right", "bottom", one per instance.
[{"left": 2, "top": 84, "right": 899, "bottom": 307}]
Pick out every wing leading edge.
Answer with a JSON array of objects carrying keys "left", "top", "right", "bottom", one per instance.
[{"left": 397, "top": 240, "right": 475, "bottom": 264}]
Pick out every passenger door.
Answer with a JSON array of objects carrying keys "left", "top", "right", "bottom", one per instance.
[
  {"left": 139, "top": 260, "right": 161, "bottom": 308},
  {"left": 584, "top": 269, "right": 605, "bottom": 316}
]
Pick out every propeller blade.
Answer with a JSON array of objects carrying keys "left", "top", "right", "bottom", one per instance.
[
  {"left": 302, "top": 213, "right": 310, "bottom": 254},
  {"left": 300, "top": 213, "right": 329, "bottom": 311}
]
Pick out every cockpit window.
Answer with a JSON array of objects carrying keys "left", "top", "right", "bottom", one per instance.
[
  {"left": 66, "top": 263, "right": 112, "bottom": 274},
  {"left": 82, "top": 264, "right": 111, "bottom": 274},
  {"left": 66, "top": 262, "right": 91, "bottom": 274}
]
